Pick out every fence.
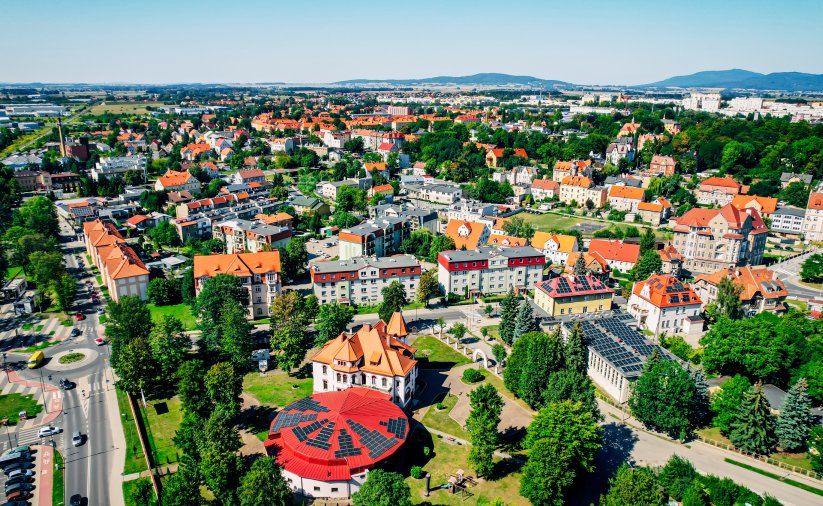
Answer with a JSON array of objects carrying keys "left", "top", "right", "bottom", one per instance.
[
  {"left": 127, "top": 392, "right": 163, "bottom": 501},
  {"left": 695, "top": 434, "right": 822, "bottom": 481}
]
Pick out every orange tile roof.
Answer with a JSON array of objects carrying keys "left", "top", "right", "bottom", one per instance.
[
  {"left": 637, "top": 202, "right": 663, "bottom": 212},
  {"left": 564, "top": 252, "right": 609, "bottom": 273},
  {"left": 364, "top": 161, "right": 388, "bottom": 172},
  {"left": 532, "top": 179, "right": 559, "bottom": 190},
  {"left": 561, "top": 175, "right": 592, "bottom": 188},
  {"left": 486, "top": 234, "right": 528, "bottom": 247},
  {"left": 676, "top": 207, "right": 719, "bottom": 227},
  {"left": 808, "top": 192, "right": 823, "bottom": 210},
  {"left": 372, "top": 184, "right": 394, "bottom": 194},
  {"left": 633, "top": 274, "right": 701, "bottom": 308},
  {"left": 608, "top": 186, "right": 645, "bottom": 200},
  {"left": 699, "top": 176, "right": 741, "bottom": 189},
  {"left": 531, "top": 232, "right": 577, "bottom": 253},
  {"left": 587, "top": 239, "right": 640, "bottom": 264},
  {"left": 445, "top": 220, "right": 487, "bottom": 250},
  {"left": 386, "top": 312, "right": 409, "bottom": 338},
  {"left": 694, "top": 266, "right": 787, "bottom": 301},
  {"left": 193, "top": 251, "right": 281, "bottom": 279},
  {"left": 731, "top": 195, "right": 777, "bottom": 214},
  {"left": 157, "top": 170, "right": 195, "bottom": 189}
]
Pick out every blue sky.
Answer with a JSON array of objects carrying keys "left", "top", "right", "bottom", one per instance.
[{"left": 2, "top": 0, "right": 821, "bottom": 85}]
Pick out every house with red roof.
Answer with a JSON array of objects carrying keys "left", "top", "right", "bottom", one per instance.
[
  {"left": 628, "top": 274, "right": 703, "bottom": 338},
  {"left": 531, "top": 178, "right": 559, "bottom": 200},
  {"left": 534, "top": 274, "right": 613, "bottom": 317},
  {"left": 82, "top": 219, "right": 149, "bottom": 302},
  {"left": 587, "top": 239, "right": 641, "bottom": 273},
  {"left": 154, "top": 170, "right": 202, "bottom": 193},
  {"left": 607, "top": 185, "right": 645, "bottom": 212},
  {"left": 696, "top": 176, "right": 743, "bottom": 206},
  {"left": 485, "top": 147, "right": 528, "bottom": 168},
  {"left": 231, "top": 168, "right": 265, "bottom": 185},
  {"left": 649, "top": 155, "right": 677, "bottom": 176},
  {"left": 694, "top": 266, "right": 788, "bottom": 316}
]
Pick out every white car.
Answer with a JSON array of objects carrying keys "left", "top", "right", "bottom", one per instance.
[{"left": 38, "top": 426, "right": 61, "bottom": 437}]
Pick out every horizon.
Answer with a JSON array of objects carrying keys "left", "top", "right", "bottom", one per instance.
[{"left": 1, "top": 0, "right": 821, "bottom": 85}]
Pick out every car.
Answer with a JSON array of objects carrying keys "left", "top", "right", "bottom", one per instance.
[
  {"left": 4, "top": 482, "right": 33, "bottom": 495},
  {"left": 94, "top": 337, "right": 105, "bottom": 346},
  {"left": 6, "top": 470, "right": 33, "bottom": 480},
  {"left": 4, "top": 476, "right": 32, "bottom": 487},
  {"left": 74, "top": 313, "right": 85, "bottom": 321},
  {"left": 72, "top": 432, "right": 84, "bottom": 447},
  {"left": 2, "top": 462, "right": 34, "bottom": 474},
  {"left": 38, "top": 426, "right": 61, "bottom": 437},
  {"left": 4, "top": 491, "right": 32, "bottom": 503},
  {"left": 70, "top": 328, "right": 81, "bottom": 337},
  {"left": 2, "top": 447, "right": 29, "bottom": 457},
  {"left": 70, "top": 494, "right": 82, "bottom": 506},
  {"left": 59, "top": 378, "right": 75, "bottom": 390}
]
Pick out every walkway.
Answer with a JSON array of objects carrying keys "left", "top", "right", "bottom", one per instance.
[
  {"left": 35, "top": 444, "right": 54, "bottom": 506},
  {"left": 2, "top": 369, "right": 63, "bottom": 426}
]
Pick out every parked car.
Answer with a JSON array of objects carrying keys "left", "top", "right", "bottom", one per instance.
[
  {"left": 4, "top": 482, "right": 33, "bottom": 495},
  {"left": 6, "top": 469, "right": 33, "bottom": 480},
  {"left": 38, "top": 426, "right": 61, "bottom": 437},
  {"left": 2, "top": 461, "right": 34, "bottom": 474},
  {"left": 4, "top": 476, "right": 32, "bottom": 487},
  {"left": 96, "top": 307, "right": 104, "bottom": 314},
  {"left": 2, "top": 447, "right": 29, "bottom": 457},
  {"left": 4, "top": 490, "right": 32, "bottom": 503}
]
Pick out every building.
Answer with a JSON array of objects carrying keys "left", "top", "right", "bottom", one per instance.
[
  {"left": 92, "top": 155, "right": 147, "bottom": 182},
  {"left": 552, "top": 159, "right": 592, "bottom": 183},
  {"left": 672, "top": 204, "right": 768, "bottom": 275},
  {"left": 388, "top": 105, "right": 412, "bottom": 116},
  {"left": 446, "top": 200, "right": 498, "bottom": 224},
  {"left": 649, "top": 155, "right": 677, "bottom": 176},
  {"left": 657, "top": 242, "right": 684, "bottom": 277},
  {"left": 530, "top": 232, "right": 578, "bottom": 265},
  {"left": 193, "top": 252, "right": 282, "bottom": 318},
  {"left": 587, "top": 239, "right": 640, "bottom": 273},
  {"left": 531, "top": 179, "right": 559, "bottom": 200},
  {"left": 212, "top": 219, "right": 292, "bottom": 253},
  {"left": 310, "top": 255, "right": 421, "bottom": 305},
  {"left": 780, "top": 172, "right": 813, "bottom": 188},
  {"left": 264, "top": 388, "right": 409, "bottom": 499},
  {"left": 770, "top": 206, "right": 805, "bottom": 235},
  {"left": 694, "top": 266, "right": 788, "bottom": 316},
  {"left": 628, "top": 274, "right": 703, "bottom": 338},
  {"left": 290, "top": 196, "right": 331, "bottom": 216},
  {"left": 405, "top": 182, "right": 462, "bottom": 204},
  {"left": 731, "top": 195, "right": 778, "bottom": 217},
  {"left": 437, "top": 246, "right": 545, "bottom": 296},
  {"left": 607, "top": 185, "right": 645, "bottom": 212},
  {"left": 338, "top": 218, "right": 408, "bottom": 260},
  {"left": 312, "top": 312, "right": 417, "bottom": 407},
  {"left": 316, "top": 180, "right": 359, "bottom": 200},
  {"left": 559, "top": 176, "right": 607, "bottom": 208},
  {"left": 662, "top": 119, "right": 681, "bottom": 135},
  {"left": 232, "top": 168, "right": 266, "bottom": 185},
  {"left": 487, "top": 234, "right": 527, "bottom": 247},
  {"left": 444, "top": 220, "right": 491, "bottom": 250},
  {"left": 696, "top": 177, "right": 743, "bottom": 206},
  {"left": 534, "top": 274, "right": 613, "bottom": 317},
  {"left": 256, "top": 212, "right": 295, "bottom": 230},
  {"left": 485, "top": 147, "right": 528, "bottom": 168},
  {"left": 606, "top": 140, "right": 635, "bottom": 165},
  {"left": 82, "top": 219, "right": 149, "bottom": 302},
  {"left": 802, "top": 192, "right": 823, "bottom": 243},
  {"left": 154, "top": 170, "right": 202, "bottom": 193},
  {"left": 492, "top": 166, "right": 538, "bottom": 186}
]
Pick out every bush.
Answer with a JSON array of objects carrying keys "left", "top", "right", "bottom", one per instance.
[
  {"left": 422, "top": 446, "right": 431, "bottom": 457},
  {"left": 436, "top": 402, "right": 446, "bottom": 410},
  {"left": 707, "top": 477, "right": 739, "bottom": 506},
  {"left": 462, "top": 368, "right": 484, "bottom": 383},
  {"left": 410, "top": 466, "right": 424, "bottom": 479}
]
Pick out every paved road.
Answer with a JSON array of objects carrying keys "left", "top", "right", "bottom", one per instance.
[{"left": 769, "top": 248, "right": 821, "bottom": 300}]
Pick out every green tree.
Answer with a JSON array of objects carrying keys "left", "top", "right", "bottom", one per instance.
[
  {"left": 149, "top": 220, "right": 180, "bottom": 247},
  {"left": 491, "top": 343, "right": 507, "bottom": 366},
  {"left": 681, "top": 481, "right": 711, "bottom": 506},
  {"left": 314, "top": 303, "right": 355, "bottom": 346},
  {"left": 378, "top": 281, "right": 407, "bottom": 323},
  {"left": 28, "top": 250, "right": 65, "bottom": 306},
  {"left": 181, "top": 267, "right": 196, "bottom": 305},
  {"left": 800, "top": 253, "right": 823, "bottom": 281},
  {"left": 0, "top": 166, "right": 21, "bottom": 234},
  {"left": 177, "top": 359, "right": 211, "bottom": 419},
  {"left": 201, "top": 447, "right": 244, "bottom": 506},
  {"left": 710, "top": 374, "right": 752, "bottom": 434},
  {"left": 504, "top": 330, "right": 565, "bottom": 409},
  {"left": 149, "top": 315, "right": 190, "bottom": 380},
  {"left": 543, "top": 370, "right": 600, "bottom": 420},
  {"left": 502, "top": 216, "right": 536, "bottom": 239},
  {"left": 239, "top": 457, "right": 294, "bottom": 506},
  {"left": 658, "top": 455, "right": 697, "bottom": 501},
  {"left": 115, "top": 334, "right": 158, "bottom": 394},
  {"left": 220, "top": 300, "right": 253, "bottom": 369},
  {"left": 564, "top": 322, "right": 586, "bottom": 374},
  {"left": 280, "top": 236, "right": 308, "bottom": 282},
  {"left": 449, "top": 322, "right": 467, "bottom": 342},
  {"left": 639, "top": 227, "right": 656, "bottom": 254},
  {"left": 351, "top": 469, "right": 411, "bottom": 506},
  {"left": 467, "top": 384, "right": 504, "bottom": 477},
  {"left": 599, "top": 465, "right": 665, "bottom": 506},
  {"left": 204, "top": 362, "right": 242, "bottom": 416},
  {"left": 146, "top": 277, "right": 182, "bottom": 306},
  {"left": 628, "top": 351, "right": 703, "bottom": 439},
  {"left": 107, "top": 296, "right": 154, "bottom": 390},
  {"left": 512, "top": 300, "right": 537, "bottom": 343},
  {"left": 416, "top": 269, "right": 440, "bottom": 307},
  {"left": 498, "top": 288, "right": 519, "bottom": 345},
  {"left": 573, "top": 252, "right": 586, "bottom": 276},
  {"left": 780, "top": 181, "right": 811, "bottom": 208},
  {"left": 630, "top": 249, "right": 662, "bottom": 281},
  {"left": 428, "top": 235, "right": 455, "bottom": 262},
  {"left": 195, "top": 274, "right": 249, "bottom": 354},
  {"left": 52, "top": 274, "right": 77, "bottom": 314},
  {"left": 12, "top": 196, "right": 58, "bottom": 237},
  {"left": 129, "top": 478, "right": 154, "bottom": 506},
  {"left": 810, "top": 426, "right": 823, "bottom": 473},
  {"left": 713, "top": 276, "right": 744, "bottom": 320},
  {"left": 729, "top": 382, "right": 777, "bottom": 455},
  {"left": 160, "top": 457, "right": 202, "bottom": 506},
  {"left": 775, "top": 378, "right": 813, "bottom": 452}
]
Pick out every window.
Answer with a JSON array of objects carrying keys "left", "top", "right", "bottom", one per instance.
[
  {"left": 382, "top": 377, "right": 387, "bottom": 387},
  {"left": 322, "top": 365, "right": 327, "bottom": 374},
  {"left": 322, "top": 380, "right": 328, "bottom": 390},
  {"left": 331, "top": 488, "right": 339, "bottom": 493},
  {"left": 371, "top": 376, "right": 376, "bottom": 385},
  {"left": 313, "top": 487, "right": 320, "bottom": 492},
  {"left": 336, "top": 374, "right": 341, "bottom": 381}
]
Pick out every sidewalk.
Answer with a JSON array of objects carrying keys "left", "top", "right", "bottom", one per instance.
[
  {"left": 35, "top": 444, "right": 54, "bottom": 506},
  {"left": 3, "top": 370, "right": 63, "bottom": 426}
]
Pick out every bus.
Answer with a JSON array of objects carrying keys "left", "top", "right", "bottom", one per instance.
[{"left": 27, "top": 351, "right": 44, "bottom": 369}]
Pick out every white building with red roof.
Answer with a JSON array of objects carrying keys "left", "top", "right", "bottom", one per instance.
[
  {"left": 154, "top": 169, "right": 202, "bottom": 193},
  {"left": 531, "top": 178, "right": 559, "bottom": 201},
  {"left": 802, "top": 191, "right": 823, "bottom": 243},
  {"left": 231, "top": 168, "right": 265, "bottom": 185},
  {"left": 587, "top": 239, "right": 640, "bottom": 273},
  {"left": 628, "top": 274, "right": 703, "bottom": 339},
  {"left": 696, "top": 176, "right": 744, "bottom": 206}
]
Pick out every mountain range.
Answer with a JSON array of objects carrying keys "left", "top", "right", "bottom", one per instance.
[{"left": 335, "top": 70, "right": 823, "bottom": 92}]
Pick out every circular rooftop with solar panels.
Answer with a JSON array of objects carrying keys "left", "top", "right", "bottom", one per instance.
[{"left": 264, "top": 387, "right": 409, "bottom": 498}]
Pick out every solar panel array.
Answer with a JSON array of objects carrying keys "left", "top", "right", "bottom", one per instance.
[
  {"left": 306, "top": 421, "right": 336, "bottom": 451},
  {"left": 666, "top": 282, "right": 686, "bottom": 293},
  {"left": 381, "top": 417, "right": 407, "bottom": 439},
  {"left": 347, "top": 420, "right": 400, "bottom": 459},
  {"left": 272, "top": 412, "right": 318, "bottom": 432},
  {"left": 334, "top": 429, "right": 362, "bottom": 459},
  {"left": 293, "top": 419, "right": 326, "bottom": 442},
  {"left": 570, "top": 317, "right": 666, "bottom": 377},
  {"left": 286, "top": 398, "right": 331, "bottom": 413},
  {"left": 556, "top": 277, "right": 571, "bottom": 294}
]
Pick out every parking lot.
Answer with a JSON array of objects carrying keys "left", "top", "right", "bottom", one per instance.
[
  {"left": 306, "top": 236, "right": 339, "bottom": 262},
  {"left": 0, "top": 443, "right": 46, "bottom": 505}
]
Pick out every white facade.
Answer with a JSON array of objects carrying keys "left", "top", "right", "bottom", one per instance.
[
  {"left": 311, "top": 256, "right": 421, "bottom": 305},
  {"left": 311, "top": 362, "right": 417, "bottom": 409},
  {"left": 771, "top": 207, "right": 805, "bottom": 235},
  {"left": 437, "top": 247, "right": 545, "bottom": 296},
  {"left": 92, "top": 155, "right": 147, "bottom": 182},
  {"left": 282, "top": 469, "right": 367, "bottom": 500}
]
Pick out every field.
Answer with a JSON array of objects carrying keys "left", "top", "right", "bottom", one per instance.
[
  {"left": 243, "top": 370, "right": 313, "bottom": 408},
  {"left": 88, "top": 102, "right": 166, "bottom": 115},
  {"left": 142, "top": 396, "right": 184, "bottom": 466},
  {"left": 421, "top": 393, "right": 469, "bottom": 440},
  {"left": 0, "top": 393, "right": 43, "bottom": 425},
  {"left": 116, "top": 388, "right": 148, "bottom": 475},
  {"left": 412, "top": 335, "right": 471, "bottom": 369},
  {"left": 147, "top": 303, "right": 197, "bottom": 331},
  {"left": 519, "top": 211, "right": 669, "bottom": 238}
]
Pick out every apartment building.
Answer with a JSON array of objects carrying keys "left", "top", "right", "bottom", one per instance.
[
  {"left": 587, "top": 239, "right": 640, "bottom": 273},
  {"left": 444, "top": 220, "right": 491, "bottom": 250},
  {"left": 552, "top": 160, "right": 593, "bottom": 183},
  {"left": 338, "top": 217, "right": 409, "bottom": 260},
  {"left": 212, "top": 219, "right": 292, "bottom": 253},
  {"left": 672, "top": 204, "right": 768, "bottom": 276},
  {"left": 694, "top": 266, "right": 788, "bottom": 316},
  {"left": 648, "top": 155, "right": 677, "bottom": 176},
  {"left": 534, "top": 274, "right": 613, "bottom": 317},
  {"left": 607, "top": 185, "right": 645, "bottom": 212},
  {"left": 310, "top": 255, "right": 421, "bottom": 305},
  {"left": 154, "top": 170, "right": 202, "bottom": 193},
  {"left": 770, "top": 206, "right": 805, "bottom": 235},
  {"left": 802, "top": 191, "right": 823, "bottom": 243},
  {"left": 82, "top": 219, "right": 149, "bottom": 302},
  {"left": 492, "top": 166, "right": 538, "bottom": 186},
  {"left": 193, "top": 251, "right": 282, "bottom": 318},
  {"left": 731, "top": 195, "right": 778, "bottom": 217},
  {"left": 531, "top": 179, "right": 559, "bottom": 200},
  {"left": 628, "top": 274, "right": 703, "bottom": 338},
  {"left": 530, "top": 232, "right": 578, "bottom": 265},
  {"left": 696, "top": 177, "right": 743, "bottom": 206},
  {"left": 405, "top": 182, "right": 462, "bottom": 204},
  {"left": 437, "top": 246, "right": 545, "bottom": 296},
  {"left": 559, "top": 176, "right": 607, "bottom": 208},
  {"left": 91, "top": 155, "right": 147, "bottom": 182}
]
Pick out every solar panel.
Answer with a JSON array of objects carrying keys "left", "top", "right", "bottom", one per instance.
[
  {"left": 272, "top": 412, "right": 318, "bottom": 432},
  {"left": 306, "top": 421, "right": 336, "bottom": 451},
  {"left": 293, "top": 419, "right": 326, "bottom": 442},
  {"left": 385, "top": 417, "right": 407, "bottom": 439},
  {"left": 286, "top": 398, "right": 331, "bottom": 413},
  {"left": 348, "top": 420, "right": 400, "bottom": 459},
  {"left": 334, "top": 429, "right": 363, "bottom": 459}
]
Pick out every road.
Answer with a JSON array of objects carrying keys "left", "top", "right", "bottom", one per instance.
[
  {"left": 4, "top": 216, "right": 125, "bottom": 505},
  {"left": 770, "top": 248, "right": 821, "bottom": 300}
]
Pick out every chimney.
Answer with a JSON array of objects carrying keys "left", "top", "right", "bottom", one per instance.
[{"left": 57, "top": 117, "right": 66, "bottom": 158}]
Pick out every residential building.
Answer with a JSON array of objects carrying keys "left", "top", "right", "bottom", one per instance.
[
  {"left": 338, "top": 217, "right": 408, "bottom": 260},
  {"left": 694, "top": 266, "right": 788, "bottom": 316},
  {"left": 180, "top": 143, "right": 212, "bottom": 161},
  {"left": 310, "top": 255, "right": 421, "bottom": 305},
  {"left": 696, "top": 176, "right": 743, "bottom": 206},
  {"left": 587, "top": 239, "right": 640, "bottom": 273},
  {"left": 780, "top": 172, "right": 813, "bottom": 188},
  {"left": 534, "top": 274, "right": 613, "bottom": 317},
  {"left": 446, "top": 201, "right": 498, "bottom": 224},
  {"left": 559, "top": 176, "right": 607, "bottom": 208},
  {"left": 662, "top": 119, "right": 681, "bottom": 135},
  {"left": 405, "top": 182, "right": 462, "bottom": 204},
  {"left": 485, "top": 147, "right": 528, "bottom": 168},
  {"left": 212, "top": 219, "right": 292, "bottom": 253},
  {"left": 444, "top": 220, "right": 490, "bottom": 250},
  {"left": 606, "top": 139, "right": 635, "bottom": 165},
  {"left": 193, "top": 251, "right": 282, "bottom": 318},
  {"left": 290, "top": 196, "right": 331, "bottom": 216},
  {"left": 563, "top": 252, "right": 611, "bottom": 283},
  {"left": 82, "top": 219, "right": 149, "bottom": 302},
  {"left": 618, "top": 122, "right": 640, "bottom": 137},
  {"left": 770, "top": 206, "right": 805, "bottom": 235},
  {"left": 657, "top": 242, "right": 684, "bottom": 277},
  {"left": 552, "top": 159, "right": 592, "bottom": 183},
  {"left": 255, "top": 212, "right": 294, "bottom": 230},
  {"left": 316, "top": 180, "right": 359, "bottom": 200},
  {"left": 154, "top": 170, "right": 202, "bottom": 193},
  {"left": 531, "top": 179, "right": 559, "bottom": 200},
  {"left": 628, "top": 274, "right": 703, "bottom": 338},
  {"left": 649, "top": 155, "right": 677, "bottom": 176},
  {"left": 731, "top": 195, "right": 778, "bottom": 217},
  {"left": 492, "top": 166, "right": 538, "bottom": 186},
  {"left": 607, "top": 185, "right": 645, "bottom": 212},
  {"left": 231, "top": 168, "right": 266, "bottom": 185},
  {"left": 388, "top": 105, "right": 412, "bottom": 116},
  {"left": 437, "top": 246, "right": 545, "bottom": 296},
  {"left": 530, "top": 232, "right": 579, "bottom": 265},
  {"left": 91, "top": 155, "right": 147, "bottom": 182},
  {"left": 672, "top": 204, "right": 768, "bottom": 275},
  {"left": 487, "top": 234, "right": 528, "bottom": 247}
]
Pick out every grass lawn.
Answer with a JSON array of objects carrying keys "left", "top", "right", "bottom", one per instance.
[
  {"left": 20, "top": 340, "right": 59, "bottom": 354},
  {"left": 412, "top": 335, "right": 471, "bottom": 369},
  {"left": 116, "top": 388, "right": 148, "bottom": 475},
  {"left": 0, "top": 125, "right": 53, "bottom": 157},
  {"left": 147, "top": 303, "right": 197, "bottom": 331},
  {"left": 480, "top": 325, "right": 500, "bottom": 340},
  {"left": 88, "top": 102, "right": 165, "bottom": 115},
  {"left": 4, "top": 267, "right": 24, "bottom": 280},
  {"left": 697, "top": 426, "right": 731, "bottom": 445},
  {"left": 421, "top": 394, "right": 469, "bottom": 441},
  {"left": 406, "top": 427, "right": 528, "bottom": 505},
  {"left": 771, "top": 451, "right": 814, "bottom": 472},
  {"left": 123, "top": 478, "right": 157, "bottom": 506},
  {"left": 58, "top": 352, "right": 85, "bottom": 364},
  {"left": 786, "top": 299, "right": 809, "bottom": 312},
  {"left": 476, "top": 369, "right": 533, "bottom": 414},
  {"left": 142, "top": 396, "right": 184, "bottom": 466},
  {"left": 519, "top": 212, "right": 592, "bottom": 232},
  {"left": 243, "top": 371, "right": 312, "bottom": 408},
  {"left": 0, "top": 393, "right": 43, "bottom": 425},
  {"left": 723, "top": 458, "right": 823, "bottom": 497},
  {"left": 354, "top": 301, "right": 426, "bottom": 315},
  {"left": 53, "top": 449, "right": 64, "bottom": 506}
]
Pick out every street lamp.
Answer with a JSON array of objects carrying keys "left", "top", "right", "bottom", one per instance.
[{"left": 38, "top": 368, "right": 49, "bottom": 414}]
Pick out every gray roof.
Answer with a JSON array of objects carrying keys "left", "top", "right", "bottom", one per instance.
[
  {"left": 440, "top": 246, "right": 543, "bottom": 262},
  {"left": 604, "top": 176, "right": 643, "bottom": 188},
  {"left": 291, "top": 196, "right": 322, "bottom": 208},
  {"left": 311, "top": 254, "right": 420, "bottom": 274},
  {"left": 780, "top": 172, "right": 813, "bottom": 184},
  {"left": 772, "top": 205, "right": 806, "bottom": 218},
  {"left": 215, "top": 218, "right": 289, "bottom": 237}
]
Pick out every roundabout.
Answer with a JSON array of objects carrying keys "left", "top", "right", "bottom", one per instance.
[{"left": 47, "top": 348, "right": 99, "bottom": 371}]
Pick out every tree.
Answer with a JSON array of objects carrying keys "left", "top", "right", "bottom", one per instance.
[
  {"left": 0, "top": 166, "right": 21, "bottom": 234},
  {"left": 177, "top": 359, "right": 211, "bottom": 419},
  {"left": 564, "top": 322, "right": 586, "bottom": 374},
  {"left": 128, "top": 478, "right": 154, "bottom": 506},
  {"left": 631, "top": 249, "right": 662, "bottom": 281},
  {"left": 491, "top": 343, "right": 507, "bottom": 366},
  {"left": 658, "top": 455, "right": 697, "bottom": 501},
  {"left": 115, "top": 334, "right": 157, "bottom": 394},
  {"left": 146, "top": 277, "right": 182, "bottom": 306},
  {"left": 270, "top": 291, "right": 309, "bottom": 373},
  {"left": 512, "top": 300, "right": 537, "bottom": 342},
  {"left": 801, "top": 253, "right": 823, "bottom": 281},
  {"left": 780, "top": 181, "right": 811, "bottom": 207},
  {"left": 639, "top": 227, "right": 656, "bottom": 254},
  {"left": 521, "top": 400, "right": 601, "bottom": 506},
  {"left": 713, "top": 276, "right": 744, "bottom": 320},
  {"left": 201, "top": 447, "right": 244, "bottom": 506},
  {"left": 280, "top": 236, "right": 308, "bottom": 282},
  {"left": 28, "top": 250, "right": 65, "bottom": 305},
  {"left": 467, "top": 384, "right": 504, "bottom": 477},
  {"left": 180, "top": 267, "right": 196, "bottom": 305},
  {"left": 599, "top": 465, "right": 665, "bottom": 506},
  {"left": 161, "top": 457, "right": 202, "bottom": 506},
  {"left": 314, "top": 303, "right": 355, "bottom": 346},
  {"left": 498, "top": 288, "right": 518, "bottom": 344},
  {"left": 543, "top": 370, "right": 600, "bottom": 420},
  {"left": 681, "top": 481, "right": 711, "bottom": 506},
  {"left": 811, "top": 426, "right": 823, "bottom": 473},
  {"left": 628, "top": 351, "right": 703, "bottom": 439},
  {"left": 107, "top": 296, "right": 153, "bottom": 379},
  {"left": 729, "top": 382, "right": 777, "bottom": 455},
  {"left": 204, "top": 362, "right": 242, "bottom": 416},
  {"left": 449, "top": 322, "right": 467, "bottom": 342},
  {"left": 711, "top": 374, "right": 752, "bottom": 434},
  {"left": 220, "top": 300, "right": 253, "bottom": 368},
  {"left": 416, "top": 269, "right": 440, "bottom": 307},
  {"left": 573, "top": 252, "right": 586, "bottom": 276},
  {"left": 52, "top": 274, "right": 77, "bottom": 314},
  {"left": 691, "top": 368, "right": 711, "bottom": 427},
  {"left": 428, "top": 235, "right": 455, "bottom": 262},
  {"left": 502, "top": 217, "right": 536, "bottom": 239},
  {"left": 378, "top": 281, "right": 407, "bottom": 323},
  {"left": 504, "top": 330, "right": 565, "bottom": 409},
  {"left": 776, "top": 378, "right": 813, "bottom": 452},
  {"left": 149, "top": 220, "right": 180, "bottom": 247},
  {"left": 239, "top": 457, "right": 293, "bottom": 506},
  {"left": 149, "top": 315, "right": 190, "bottom": 380},
  {"left": 195, "top": 274, "right": 249, "bottom": 354},
  {"left": 351, "top": 469, "right": 411, "bottom": 506},
  {"left": 12, "top": 196, "right": 58, "bottom": 237}
]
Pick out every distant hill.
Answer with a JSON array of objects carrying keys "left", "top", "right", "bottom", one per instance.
[
  {"left": 641, "top": 69, "right": 823, "bottom": 92},
  {"left": 335, "top": 73, "right": 569, "bottom": 87}
]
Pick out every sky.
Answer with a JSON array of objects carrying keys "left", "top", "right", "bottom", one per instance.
[{"left": 2, "top": 0, "right": 822, "bottom": 85}]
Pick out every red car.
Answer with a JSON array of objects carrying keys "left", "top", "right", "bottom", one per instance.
[
  {"left": 95, "top": 337, "right": 105, "bottom": 346},
  {"left": 74, "top": 313, "right": 85, "bottom": 321}
]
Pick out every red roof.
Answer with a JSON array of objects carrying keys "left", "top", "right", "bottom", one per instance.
[
  {"left": 588, "top": 239, "right": 640, "bottom": 264},
  {"left": 264, "top": 388, "right": 408, "bottom": 481},
  {"left": 532, "top": 179, "right": 559, "bottom": 190},
  {"left": 699, "top": 176, "right": 741, "bottom": 189}
]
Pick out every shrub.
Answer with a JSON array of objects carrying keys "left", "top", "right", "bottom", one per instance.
[
  {"left": 462, "top": 368, "right": 484, "bottom": 383},
  {"left": 422, "top": 446, "right": 431, "bottom": 457},
  {"left": 436, "top": 402, "right": 446, "bottom": 410},
  {"left": 410, "top": 466, "right": 424, "bottom": 479}
]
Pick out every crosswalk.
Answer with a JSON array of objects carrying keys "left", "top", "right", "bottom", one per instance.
[{"left": 0, "top": 426, "right": 64, "bottom": 453}]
